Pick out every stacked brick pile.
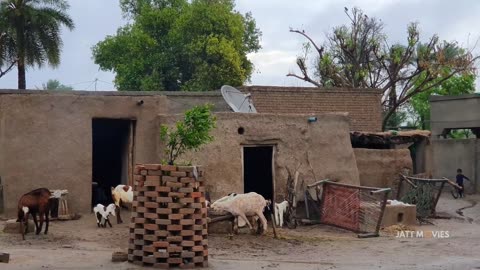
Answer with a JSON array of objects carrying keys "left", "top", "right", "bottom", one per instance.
[{"left": 128, "top": 164, "right": 208, "bottom": 269}]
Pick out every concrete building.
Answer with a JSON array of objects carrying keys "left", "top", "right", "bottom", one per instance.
[
  {"left": 430, "top": 94, "right": 480, "bottom": 193},
  {"left": 0, "top": 87, "right": 377, "bottom": 217}
]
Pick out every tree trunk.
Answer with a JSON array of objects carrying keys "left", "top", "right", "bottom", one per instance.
[
  {"left": 17, "top": 60, "right": 26, "bottom": 89},
  {"left": 16, "top": 13, "right": 26, "bottom": 89}
]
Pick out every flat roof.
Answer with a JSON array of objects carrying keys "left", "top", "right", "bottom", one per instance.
[
  {"left": 429, "top": 93, "right": 480, "bottom": 102},
  {"left": 0, "top": 89, "right": 223, "bottom": 97}
]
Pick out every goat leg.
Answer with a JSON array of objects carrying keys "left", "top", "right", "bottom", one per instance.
[
  {"left": 20, "top": 220, "right": 25, "bottom": 240},
  {"left": 116, "top": 207, "right": 123, "bottom": 224},
  {"left": 44, "top": 210, "right": 49, "bottom": 234},
  {"left": 32, "top": 213, "right": 39, "bottom": 234},
  {"left": 37, "top": 214, "right": 44, "bottom": 235},
  {"left": 106, "top": 217, "right": 112, "bottom": 228},
  {"left": 237, "top": 213, "right": 254, "bottom": 233},
  {"left": 256, "top": 211, "right": 268, "bottom": 235}
]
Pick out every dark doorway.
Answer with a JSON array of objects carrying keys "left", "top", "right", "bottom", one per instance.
[
  {"left": 92, "top": 119, "right": 135, "bottom": 207},
  {"left": 243, "top": 146, "right": 274, "bottom": 201}
]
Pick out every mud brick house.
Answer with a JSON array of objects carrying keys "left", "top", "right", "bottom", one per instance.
[{"left": 0, "top": 87, "right": 380, "bottom": 216}]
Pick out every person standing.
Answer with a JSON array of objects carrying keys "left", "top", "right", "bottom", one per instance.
[{"left": 456, "top": 168, "right": 471, "bottom": 198}]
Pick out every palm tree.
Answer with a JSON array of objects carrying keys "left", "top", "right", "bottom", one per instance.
[{"left": 0, "top": 0, "right": 74, "bottom": 89}]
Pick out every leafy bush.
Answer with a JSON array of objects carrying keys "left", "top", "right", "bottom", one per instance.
[{"left": 160, "top": 104, "right": 216, "bottom": 165}]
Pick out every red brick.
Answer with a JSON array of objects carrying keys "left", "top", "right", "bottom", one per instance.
[
  {"left": 167, "top": 225, "right": 182, "bottom": 231},
  {"left": 156, "top": 186, "right": 171, "bottom": 192},
  {"left": 161, "top": 175, "right": 177, "bottom": 182},
  {"left": 167, "top": 236, "right": 183, "bottom": 242},
  {"left": 142, "top": 256, "right": 156, "bottom": 264},
  {"left": 181, "top": 241, "right": 195, "bottom": 247},
  {"left": 160, "top": 164, "right": 177, "bottom": 171},
  {"left": 134, "top": 165, "right": 146, "bottom": 174},
  {"left": 170, "top": 171, "right": 187, "bottom": 177},
  {"left": 167, "top": 246, "right": 182, "bottom": 253},
  {"left": 188, "top": 203, "right": 203, "bottom": 209},
  {"left": 155, "top": 230, "right": 168, "bottom": 237},
  {"left": 144, "top": 164, "right": 161, "bottom": 170},
  {"left": 180, "top": 230, "right": 194, "bottom": 236},
  {"left": 153, "top": 241, "right": 169, "bottom": 248},
  {"left": 145, "top": 202, "right": 159, "bottom": 208},
  {"left": 147, "top": 169, "right": 163, "bottom": 176},
  {"left": 168, "top": 192, "right": 185, "bottom": 198},
  {"left": 143, "top": 245, "right": 156, "bottom": 253},
  {"left": 179, "top": 198, "right": 194, "bottom": 204},
  {"left": 140, "top": 170, "right": 148, "bottom": 176},
  {"left": 169, "top": 214, "right": 183, "bottom": 220},
  {"left": 144, "top": 213, "right": 158, "bottom": 219},
  {"left": 156, "top": 197, "right": 172, "bottom": 203},
  {"left": 134, "top": 175, "right": 145, "bottom": 181},
  {"left": 177, "top": 166, "right": 194, "bottom": 172},
  {"left": 181, "top": 251, "right": 195, "bottom": 258},
  {"left": 144, "top": 191, "right": 159, "bottom": 198},
  {"left": 154, "top": 252, "right": 169, "bottom": 259},
  {"left": 167, "top": 257, "right": 183, "bottom": 264},
  {"left": 154, "top": 263, "right": 169, "bottom": 269},
  {"left": 178, "top": 187, "right": 194, "bottom": 193},
  {"left": 179, "top": 208, "right": 195, "bottom": 214},
  {"left": 192, "top": 235, "right": 203, "bottom": 241},
  {"left": 156, "top": 208, "right": 172, "bottom": 215},
  {"left": 180, "top": 177, "right": 195, "bottom": 184},
  {"left": 146, "top": 175, "right": 161, "bottom": 182},
  {"left": 144, "top": 224, "right": 158, "bottom": 231},
  {"left": 136, "top": 207, "right": 147, "bottom": 213},
  {"left": 168, "top": 203, "right": 183, "bottom": 209},
  {"left": 155, "top": 219, "right": 171, "bottom": 225},
  {"left": 192, "top": 225, "right": 204, "bottom": 231},
  {"left": 189, "top": 192, "right": 202, "bottom": 198},
  {"left": 134, "top": 229, "right": 146, "bottom": 235},
  {"left": 166, "top": 181, "right": 183, "bottom": 188},
  {"left": 144, "top": 235, "right": 158, "bottom": 242},
  {"left": 180, "top": 219, "right": 194, "bottom": 225}
]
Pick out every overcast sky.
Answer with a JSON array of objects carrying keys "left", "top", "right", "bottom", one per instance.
[{"left": 1, "top": 0, "right": 479, "bottom": 90}]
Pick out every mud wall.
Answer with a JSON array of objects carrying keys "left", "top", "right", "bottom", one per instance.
[
  {"left": 354, "top": 148, "right": 413, "bottom": 189},
  {"left": 158, "top": 113, "right": 360, "bottom": 202},
  {"left": 0, "top": 91, "right": 167, "bottom": 216}
]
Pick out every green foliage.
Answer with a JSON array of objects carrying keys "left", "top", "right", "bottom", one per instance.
[
  {"left": 0, "top": 0, "right": 75, "bottom": 89},
  {"left": 410, "top": 73, "right": 475, "bottom": 130},
  {"left": 160, "top": 104, "right": 216, "bottom": 165},
  {"left": 290, "top": 7, "right": 477, "bottom": 130},
  {"left": 41, "top": 79, "right": 73, "bottom": 90},
  {"left": 93, "top": 0, "right": 261, "bottom": 91}
]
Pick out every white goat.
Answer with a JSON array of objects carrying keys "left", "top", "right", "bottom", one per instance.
[
  {"left": 274, "top": 201, "right": 289, "bottom": 227},
  {"left": 111, "top": 185, "right": 133, "bottom": 224},
  {"left": 93, "top": 203, "right": 116, "bottom": 228},
  {"left": 211, "top": 192, "right": 268, "bottom": 234}
]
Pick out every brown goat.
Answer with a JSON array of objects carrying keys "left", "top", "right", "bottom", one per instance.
[{"left": 17, "top": 188, "right": 52, "bottom": 240}]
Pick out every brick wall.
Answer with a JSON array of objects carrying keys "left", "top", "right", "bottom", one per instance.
[{"left": 241, "top": 86, "right": 382, "bottom": 132}]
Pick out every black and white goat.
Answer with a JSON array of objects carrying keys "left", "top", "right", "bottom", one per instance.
[{"left": 93, "top": 203, "right": 116, "bottom": 228}]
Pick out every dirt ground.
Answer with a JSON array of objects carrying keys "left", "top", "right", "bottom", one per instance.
[{"left": 1, "top": 195, "right": 479, "bottom": 270}]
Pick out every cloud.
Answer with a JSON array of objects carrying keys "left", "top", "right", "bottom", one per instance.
[{"left": 1, "top": 0, "right": 479, "bottom": 90}]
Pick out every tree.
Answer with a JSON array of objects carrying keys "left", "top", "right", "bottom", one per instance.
[
  {"left": 0, "top": 32, "right": 16, "bottom": 79},
  {"left": 93, "top": 0, "right": 261, "bottom": 91},
  {"left": 160, "top": 104, "right": 216, "bottom": 165},
  {"left": 410, "top": 72, "right": 475, "bottom": 130},
  {"left": 40, "top": 79, "right": 73, "bottom": 90},
  {"left": 288, "top": 7, "right": 478, "bottom": 130},
  {"left": 0, "top": 0, "right": 75, "bottom": 89}
]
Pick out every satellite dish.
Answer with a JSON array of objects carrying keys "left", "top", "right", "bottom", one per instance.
[{"left": 221, "top": 85, "right": 257, "bottom": 113}]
